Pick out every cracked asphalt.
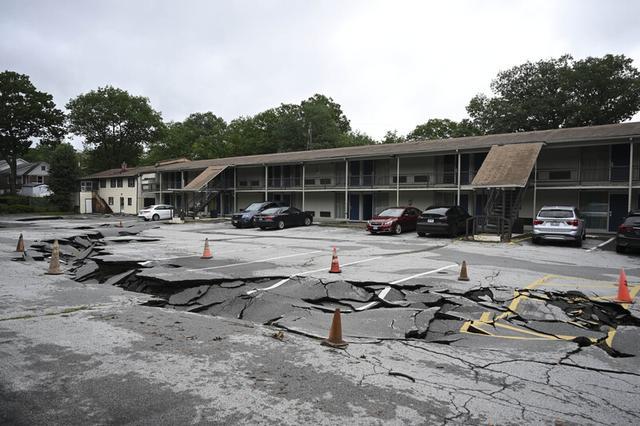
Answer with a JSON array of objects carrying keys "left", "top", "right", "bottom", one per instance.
[{"left": 1, "top": 215, "right": 639, "bottom": 425}]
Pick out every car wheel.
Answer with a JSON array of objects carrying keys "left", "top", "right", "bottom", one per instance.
[
  {"left": 304, "top": 217, "right": 312, "bottom": 226},
  {"left": 417, "top": 232, "right": 426, "bottom": 237},
  {"left": 277, "top": 220, "right": 285, "bottom": 230},
  {"left": 575, "top": 238, "right": 582, "bottom": 248},
  {"left": 259, "top": 226, "right": 266, "bottom": 230},
  {"left": 394, "top": 223, "right": 402, "bottom": 234},
  {"left": 448, "top": 224, "right": 456, "bottom": 237},
  {"left": 582, "top": 231, "right": 586, "bottom": 240},
  {"left": 616, "top": 245, "right": 626, "bottom": 254},
  {"left": 152, "top": 214, "right": 159, "bottom": 221},
  {"left": 250, "top": 217, "right": 256, "bottom": 227},
  {"left": 532, "top": 237, "right": 540, "bottom": 245}
]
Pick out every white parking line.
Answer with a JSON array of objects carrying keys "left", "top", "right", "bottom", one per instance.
[
  {"left": 356, "top": 264, "right": 458, "bottom": 311},
  {"left": 389, "top": 263, "right": 458, "bottom": 285},
  {"left": 587, "top": 237, "right": 616, "bottom": 252},
  {"left": 246, "top": 256, "right": 383, "bottom": 295},
  {"left": 187, "top": 250, "right": 322, "bottom": 272}
]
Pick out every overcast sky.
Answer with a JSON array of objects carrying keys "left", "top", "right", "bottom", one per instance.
[{"left": 2, "top": 0, "right": 640, "bottom": 147}]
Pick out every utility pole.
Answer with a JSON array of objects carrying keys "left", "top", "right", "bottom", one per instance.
[{"left": 307, "top": 124, "right": 312, "bottom": 150}]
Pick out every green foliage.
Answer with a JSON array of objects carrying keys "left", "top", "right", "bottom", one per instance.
[
  {"left": 0, "top": 71, "right": 65, "bottom": 194},
  {"left": 381, "top": 130, "right": 406, "bottom": 144},
  {"left": 0, "top": 195, "right": 61, "bottom": 214},
  {"left": 467, "top": 54, "right": 640, "bottom": 134},
  {"left": 407, "top": 118, "right": 481, "bottom": 140},
  {"left": 49, "top": 143, "right": 80, "bottom": 210},
  {"left": 146, "top": 112, "right": 227, "bottom": 163},
  {"left": 66, "top": 86, "right": 164, "bottom": 172}
]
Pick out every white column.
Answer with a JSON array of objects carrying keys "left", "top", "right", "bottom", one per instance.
[
  {"left": 532, "top": 161, "right": 538, "bottom": 220},
  {"left": 396, "top": 156, "right": 400, "bottom": 205},
  {"left": 456, "top": 152, "right": 461, "bottom": 205},
  {"left": 264, "top": 165, "right": 268, "bottom": 201},
  {"left": 158, "top": 172, "right": 162, "bottom": 204},
  {"left": 344, "top": 160, "right": 349, "bottom": 220},
  {"left": 233, "top": 167, "right": 237, "bottom": 212},
  {"left": 302, "top": 163, "right": 306, "bottom": 211},
  {"left": 629, "top": 142, "right": 634, "bottom": 211}
]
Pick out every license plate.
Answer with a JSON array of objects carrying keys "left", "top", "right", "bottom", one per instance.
[
  {"left": 373, "top": 226, "right": 379, "bottom": 230},
  {"left": 428, "top": 219, "right": 434, "bottom": 223},
  {"left": 550, "top": 223, "right": 559, "bottom": 227},
  {"left": 232, "top": 220, "right": 238, "bottom": 224}
]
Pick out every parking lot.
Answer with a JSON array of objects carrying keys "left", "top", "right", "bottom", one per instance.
[{"left": 1, "top": 215, "right": 639, "bottom": 424}]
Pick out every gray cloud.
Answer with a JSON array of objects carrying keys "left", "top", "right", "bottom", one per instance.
[{"left": 1, "top": 0, "right": 639, "bottom": 147}]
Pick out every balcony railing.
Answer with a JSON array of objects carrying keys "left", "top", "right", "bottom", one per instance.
[{"left": 536, "top": 166, "right": 635, "bottom": 186}]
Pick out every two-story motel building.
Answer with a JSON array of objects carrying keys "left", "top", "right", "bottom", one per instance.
[{"left": 79, "top": 122, "right": 640, "bottom": 233}]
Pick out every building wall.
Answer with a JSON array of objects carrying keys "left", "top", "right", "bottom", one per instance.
[
  {"left": 95, "top": 184, "right": 139, "bottom": 214},
  {"left": 304, "top": 192, "right": 336, "bottom": 218}
]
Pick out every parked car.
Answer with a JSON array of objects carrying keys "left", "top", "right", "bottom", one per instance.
[
  {"left": 255, "top": 206, "right": 314, "bottom": 230},
  {"left": 416, "top": 206, "right": 472, "bottom": 237},
  {"left": 366, "top": 207, "right": 422, "bottom": 234},
  {"left": 532, "top": 206, "right": 586, "bottom": 247},
  {"left": 616, "top": 210, "right": 640, "bottom": 253},
  {"left": 231, "top": 201, "right": 285, "bottom": 228},
  {"left": 138, "top": 204, "right": 174, "bottom": 221}
]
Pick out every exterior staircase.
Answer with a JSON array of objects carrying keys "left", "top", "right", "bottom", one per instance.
[
  {"left": 483, "top": 186, "right": 527, "bottom": 240},
  {"left": 187, "top": 191, "right": 218, "bottom": 217}
]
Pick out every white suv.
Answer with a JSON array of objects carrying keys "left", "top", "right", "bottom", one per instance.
[
  {"left": 138, "top": 205, "right": 174, "bottom": 221},
  {"left": 532, "top": 206, "right": 586, "bottom": 247}
]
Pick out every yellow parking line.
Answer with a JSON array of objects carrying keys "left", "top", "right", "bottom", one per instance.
[{"left": 605, "top": 285, "right": 640, "bottom": 347}]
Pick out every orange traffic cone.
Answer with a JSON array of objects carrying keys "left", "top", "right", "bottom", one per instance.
[
  {"left": 322, "top": 308, "right": 348, "bottom": 349},
  {"left": 201, "top": 238, "right": 213, "bottom": 259},
  {"left": 616, "top": 268, "right": 632, "bottom": 303},
  {"left": 329, "top": 247, "right": 341, "bottom": 273},
  {"left": 458, "top": 261, "right": 470, "bottom": 281},
  {"left": 16, "top": 233, "right": 25, "bottom": 252},
  {"left": 117, "top": 220, "right": 123, "bottom": 228},
  {"left": 45, "top": 240, "right": 63, "bottom": 275}
]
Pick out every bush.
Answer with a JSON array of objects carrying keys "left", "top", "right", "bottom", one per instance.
[{"left": 0, "top": 195, "right": 66, "bottom": 214}]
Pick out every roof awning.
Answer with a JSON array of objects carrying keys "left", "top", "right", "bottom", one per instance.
[
  {"left": 178, "top": 165, "right": 227, "bottom": 191},
  {"left": 471, "top": 142, "right": 543, "bottom": 188}
]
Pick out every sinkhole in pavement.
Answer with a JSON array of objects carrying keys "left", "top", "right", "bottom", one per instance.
[{"left": 18, "top": 224, "right": 640, "bottom": 358}]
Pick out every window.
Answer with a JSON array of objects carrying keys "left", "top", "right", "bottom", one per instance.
[
  {"left": 305, "top": 178, "right": 316, "bottom": 185},
  {"left": 288, "top": 207, "right": 301, "bottom": 214},
  {"left": 110, "top": 178, "right": 116, "bottom": 188},
  {"left": 41, "top": 165, "right": 46, "bottom": 171},
  {"left": 108, "top": 197, "right": 114, "bottom": 205},
  {"left": 37, "top": 176, "right": 43, "bottom": 183},
  {"left": 414, "top": 175, "right": 429, "bottom": 183},
  {"left": 127, "top": 198, "right": 132, "bottom": 206},
  {"left": 80, "top": 181, "right": 93, "bottom": 192},
  {"left": 250, "top": 180, "right": 260, "bottom": 186},
  {"left": 116, "top": 178, "right": 123, "bottom": 188},
  {"left": 128, "top": 177, "right": 135, "bottom": 187},
  {"left": 319, "top": 178, "right": 331, "bottom": 185},
  {"left": 100, "top": 179, "right": 106, "bottom": 188},
  {"left": 320, "top": 211, "right": 331, "bottom": 217},
  {"left": 392, "top": 176, "right": 408, "bottom": 184},
  {"left": 548, "top": 170, "right": 571, "bottom": 180},
  {"left": 239, "top": 181, "right": 248, "bottom": 187}
]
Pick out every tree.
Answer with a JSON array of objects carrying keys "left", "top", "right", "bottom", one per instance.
[
  {"left": 301, "top": 94, "right": 351, "bottom": 150},
  {"left": 0, "top": 71, "right": 64, "bottom": 194},
  {"left": 49, "top": 143, "right": 79, "bottom": 210},
  {"left": 407, "top": 118, "right": 481, "bottom": 140},
  {"left": 467, "top": 54, "right": 640, "bottom": 134},
  {"left": 66, "top": 86, "right": 163, "bottom": 172},
  {"left": 146, "top": 112, "right": 227, "bottom": 163},
  {"left": 381, "top": 130, "right": 406, "bottom": 144}
]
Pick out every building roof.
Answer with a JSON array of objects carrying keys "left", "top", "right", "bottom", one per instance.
[
  {"left": 0, "top": 161, "right": 48, "bottom": 176},
  {"left": 471, "top": 142, "right": 543, "bottom": 188},
  {"left": 83, "top": 121, "right": 640, "bottom": 177}
]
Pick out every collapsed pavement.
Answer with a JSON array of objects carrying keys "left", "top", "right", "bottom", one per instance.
[{"left": 22, "top": 223, "right": 640, "bottom": 357}]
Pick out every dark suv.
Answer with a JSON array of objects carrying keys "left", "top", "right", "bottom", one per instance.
[
  {"left": 616, "top": 210, "right": 640, "bottom": 253},
  {"left": 231, "top": 201, "right": 285, "bottom": 228},
  {"left": 417, "top": 206, "right": 472, "bottom": 237}
]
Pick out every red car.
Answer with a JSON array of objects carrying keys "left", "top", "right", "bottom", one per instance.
[{"left": 366, "top": 206, "right": 422, "bottom": 234}]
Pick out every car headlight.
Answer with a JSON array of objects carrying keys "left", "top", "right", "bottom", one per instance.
[{"left": 384, "top": 220, "right": 394, "bottom": 225}]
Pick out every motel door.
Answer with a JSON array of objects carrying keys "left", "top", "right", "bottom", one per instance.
[
  {"left": 362, "top": 194, "right": 373, "bottom": 220},
  {"left": 609, "top": 194, "right": 628, "bottom": 232},
  {"left": 84, "top": 199, "right": 92, "bottom": 214},
  {"left": 349, "top": 194, "right": 360, "bottom": 220}
]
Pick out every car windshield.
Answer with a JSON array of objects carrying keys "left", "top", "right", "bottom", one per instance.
[
  {"left": 377, "top": 208, "right": 404, "bottom": 217},
  {"left": 539, "top": 209, "right": 573, "bottom": 218},
  {"left": 423, "top": 208, "right": 449, "bottom": 216},
  {"left": 143, "top": 206, "right": 154, "bottom": 209},
  {"left": 261, "top": 207, "right": 281, "bottom": 215},
  {"left": 244, "top": 203, "right": 263, "bottom": 211}
]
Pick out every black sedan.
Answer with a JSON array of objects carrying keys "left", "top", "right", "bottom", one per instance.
[
  {"left": 616, "top": 210, "right": 640, "bottom": 253},
  {"left": 255, "top": 206, "right": 314, "bottom": 230},
  {"left": 231, "top": 201, "right": 285, "bottom": 228},
  {"left": 417, "top": 206, "right": 472, "bottom": 237}
]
